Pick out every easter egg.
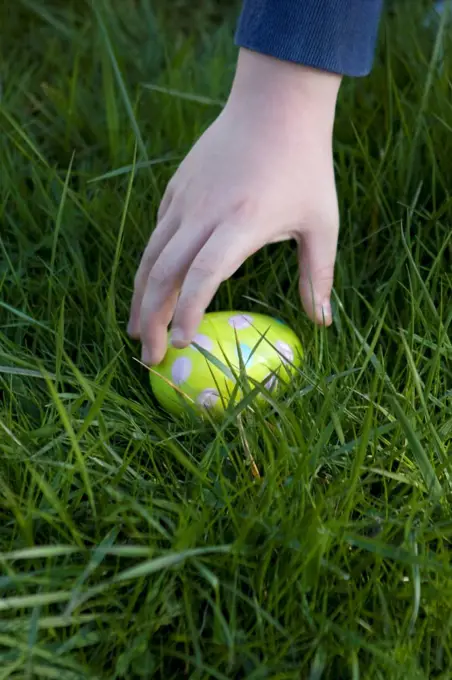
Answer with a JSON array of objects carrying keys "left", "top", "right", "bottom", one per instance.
[{"left": 149, "top": 311, "right": 303, "bottom": 417}]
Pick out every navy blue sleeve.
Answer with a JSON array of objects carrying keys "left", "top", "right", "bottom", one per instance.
[{"left": 235, "top": 0, "right": 384, "bottom": 77}]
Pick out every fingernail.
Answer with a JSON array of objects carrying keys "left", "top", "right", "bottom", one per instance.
[
  {"left": 321, "top": 301, "right": 332, "bottom": 323},
  {"left": 141, "top": 345, "right": 151, "bottom": 365},
  {"left": 170, "top": 329, "right": 185, "bottom": 348}
]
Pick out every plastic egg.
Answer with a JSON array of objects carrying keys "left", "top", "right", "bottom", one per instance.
[{"left": 149, "top": 311, "right": 303, "bottom": 417}]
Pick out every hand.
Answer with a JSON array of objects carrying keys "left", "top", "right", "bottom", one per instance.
[{"left": 128, "top": 48, "right": 342, "bottom": 365}]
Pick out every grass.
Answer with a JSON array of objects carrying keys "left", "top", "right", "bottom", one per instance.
[{"left": 0, "top": 0, "right": 451, "bottom": 677}]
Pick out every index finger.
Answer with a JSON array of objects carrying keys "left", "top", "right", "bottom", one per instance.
[{"left": 170, "top": 222, "right": 266, "bottom": 347}]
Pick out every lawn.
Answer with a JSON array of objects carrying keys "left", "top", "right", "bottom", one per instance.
[{"left": 0, "top": 1, "right": 451, "bottom": 678}]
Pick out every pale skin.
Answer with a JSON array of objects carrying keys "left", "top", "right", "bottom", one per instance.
[{"left": 128, "top": 48, "right": 343, "bottom": 365}]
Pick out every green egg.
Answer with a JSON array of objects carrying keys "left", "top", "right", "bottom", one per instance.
[{"left": 149, "top": 311, "right": 303, "bottom": 416}]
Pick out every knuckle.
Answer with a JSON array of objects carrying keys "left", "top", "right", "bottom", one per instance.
[
  {"left": 189, "top": 262, "right": 216, "bottom": 282},
  {"left": 147, "top": 265, "right": 173, "bottom": 291},
  {"left": 166, "top": 173, "right": 179, "bottom": 195},
  {"left": 157, "top": 192, "right": 172, "bottom": 221},
  {"left": 157, "top": 204, "right": 166, "bottom": 222},
  {"left": 315, "top": 269, "right": 334, "bottom": 286},
  {"left": 231, "top": 196, "right": 258, "bottom": 220}
]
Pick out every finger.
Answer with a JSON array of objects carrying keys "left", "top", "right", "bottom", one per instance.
[
  {"left": 297, "top": 226, "right": 338, "bottom": 326},
  {"left": 140, "top": 222, "right": 214, "bottom": 364},
  {"left": 157, "top": 184, "right": 173, "bottom": 222},
  {"left": 127, "top": 213, "right": 179, "bottom": 338},
  {"left": 171, "top": 222, "right": 266, "bottom": 347}
]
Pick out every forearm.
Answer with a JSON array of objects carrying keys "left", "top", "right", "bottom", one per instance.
[{"left": 235, "top": 0, "right": 384, "bottom": 77}]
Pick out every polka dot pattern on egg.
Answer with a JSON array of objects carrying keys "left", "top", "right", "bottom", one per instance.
[
  {"left": 171, "top": 356, "right": 192, "bottom": 385},
  {"left": 228, "top": 314, "right": 253, "bottom": 330},
  {"left": 264, "top": 373, "right": 278, "bottom": 391},
  {"left": 192, "top": 334, "right": 214, "bottom": 351},
  {"left": 275, "top": 340, "right": 294, "bottom": 363},
  {"left": 197, "top": 388, "right": 220, "bottom": 408},
  {"left": 150, "top": 311, "right": 303, "bottom": 417}
]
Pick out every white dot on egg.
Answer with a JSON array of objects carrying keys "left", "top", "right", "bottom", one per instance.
[
  {"left": 171, "top": 356, "right": 192, "bottom": 385},
  {"left": 264, "top": 373, "right": 278, "bottom": 391},
  {"left": 275, "top": 340, "right": 294, "bottom": 363},
  {"left": 228, "top": 314, "right": 253, "bottom": 330},
  {"left": 192, "top": 334, "right": 213, "bottom": 352},
  {"left": 197, "top": 388, "right": 220, "bottom": 408}
]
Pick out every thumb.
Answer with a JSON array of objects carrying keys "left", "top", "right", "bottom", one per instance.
[{"left": 297, "top": 227, "right": 338, "bottom": 326}]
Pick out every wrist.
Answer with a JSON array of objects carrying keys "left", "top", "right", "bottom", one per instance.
[{"left": 228, "top": 48, "right": 342, "bottom": 135}]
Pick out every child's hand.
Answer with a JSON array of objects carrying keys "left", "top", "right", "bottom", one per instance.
[{"left": 128, "top": 49, "right": 342, "bottom": 365}]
